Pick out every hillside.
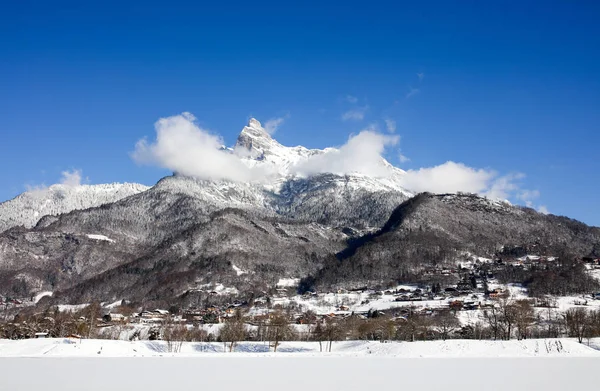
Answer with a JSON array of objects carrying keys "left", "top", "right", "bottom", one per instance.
[
  {"left": 310, "top": 193, "right": 600, "bottom": 290},
  {"left": 0, "top": 182, "right": 149, "bottom": 233}
]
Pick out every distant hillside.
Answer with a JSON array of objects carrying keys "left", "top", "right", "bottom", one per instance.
[{"left": 309, "top": 193, "right": 600, "bottom": 290}]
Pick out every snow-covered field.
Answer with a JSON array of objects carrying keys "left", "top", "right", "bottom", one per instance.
[
  {"left": 0, "top": 355, "right": 598, "bottom": 391},
  {"left": 1, "top": 338, "right": 599, "bottom": 357},
  {"left": 1, "top": 339, "right": 599, "bottom": 390}
]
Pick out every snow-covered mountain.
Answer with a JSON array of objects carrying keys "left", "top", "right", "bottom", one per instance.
[
  {"left": 221, "top": 119, "right": 414, "bottom": 227},
  {"left": 0, "top": 182, "right": 149, "bottom": 233},
  {"left": 234, "top": 118, "right": 410, "bottom": 195},
  {"left": 0, "top": 119, "right": 416, "bottom": 303}
]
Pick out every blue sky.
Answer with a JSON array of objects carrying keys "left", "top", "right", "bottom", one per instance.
[{"left": 1, "top": 1, "right": 599, "bottom": 225}]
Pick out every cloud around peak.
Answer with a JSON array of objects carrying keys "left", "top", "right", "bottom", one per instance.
[
  {"left": 132, "top": 112, "right": 261, "bottom": 182},
  {"left": 293, "top": 131, "right": 400, "bottom": 177},
  {"left": 60, "top": 169, "right": 84, "bottom": 187},
  {"left": 132, "top": 112, "right": 401, "bottom": 181},
  {"left": 263, "top": 114, "right": 289, "bottom": 135},
  {"left": 24, "top": 168, "right": 87, "bottom": 194},
  {"left": 131, "top": 112, "right": 544, "bottom": 210}
]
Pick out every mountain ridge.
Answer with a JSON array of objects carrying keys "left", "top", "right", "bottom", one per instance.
[{"left": 0, "top": 182, "right": 150, "bottom": 233}]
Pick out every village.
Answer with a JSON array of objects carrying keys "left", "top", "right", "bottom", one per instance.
[{"left": 2, "top": 254, "right": 600, "bottom": 345}]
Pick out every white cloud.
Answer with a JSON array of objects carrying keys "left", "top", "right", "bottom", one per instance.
[
  {"left": 484, "top": 173, "right": 526, "bottom": 200},
  {"left": 25, "top": 168, "right": 86, "bottom": 193},
  {"left": 341, "top": 106, "right": 368, "bottom": 121},
  {"left": 345, "top": 95, "right": 358, "bottom": 104},
  {"left": 398, "top": 153, "right": 410, "bottom": 163},
  {"left": 538, "top": 205, "right": 550, "bottom": 214},
  {"left": 516, "top": 189, "right": 541, "bottom": 207},
  {"left": 384, "top": 118, "right": 397, "bottom": 133},
  {"left": 264, "top": 115, "right": 288, "bottom": 135},
  {"left": 60, "top": 169, "right": 84, "bottom": 187},
  {"left": 293, "top": 130, "right": 399, "bottom": 177},
  {"left": 130, "top": 112, "right": 545, "bottom": 211},
  {"left": 132, "top": 112, "right": 266, "bottom": 182},
  {"left": 406, "top": 87, "right": 420, "bottom": 99},
  {"left": 400, "top": 162, "right": 496, "bottom": 195},
  {"left": 398, "top": 164, "right": 542, "bottom": 206}
]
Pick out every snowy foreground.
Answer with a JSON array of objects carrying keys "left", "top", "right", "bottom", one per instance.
[
  {"left": 1, "top": 337, "right": 600, "bottom": 357},
  {"left": 1, "top": 339, "right": 599, "bottom": 391}
]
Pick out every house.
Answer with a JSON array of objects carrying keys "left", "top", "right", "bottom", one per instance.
[
  {"left": 34, "top": 332, "right": 48, "bottom": 339},
  {"left": 488, "top": 288, "right": 508, "bottom": 299}
]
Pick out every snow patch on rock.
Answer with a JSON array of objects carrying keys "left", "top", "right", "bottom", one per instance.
[{"left": 87, "top": 234, "right": 115, "bottom": 243}]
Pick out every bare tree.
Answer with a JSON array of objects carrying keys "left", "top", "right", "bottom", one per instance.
[
  {"left": 512, "top": 300, "right": 535, "bottom": 340},
  {"left": 397, "top": 312, "right": 432, "bottom": 342},
  {"left": 323, "top": 317, "right": 344, "bottom": 352},
  {"left": 483, "top": 304, "right": 502, "bottom": 340},
  {"left": 83, "top": 301, "right": 102, "bottom": 339},
  {"left": 431, "top": 310, "right": 460, "bottom": 340},
  {"left": 313, "top": 320, "right": 326, "bottom": 352},
  {"left": 564, "top": 307, "right": 589, "bottom": 343},
  {"left": 220, "top": 312, "right": 247, "bottom": 352},
  {"left": 267, "top": 311, "right": 294, "bottom": 352},
  {"left": 162, "top": 317, "right": 187, "bottom": 353},
  {"left": 498, "top": 298, "right": 518, "bottom": 340}
]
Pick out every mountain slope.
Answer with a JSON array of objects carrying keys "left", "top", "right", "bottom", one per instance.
[
  {"left": 0, "top": 183, "right": 149, "bottom": 233},
  {"left": 311, "top": 193, "right": 600, "bottom": 289}
]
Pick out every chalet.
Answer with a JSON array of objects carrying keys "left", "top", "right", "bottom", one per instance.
[
  {"left": 34, "top": 332, "right": 48, "bottom": 339},
  {"left": 488, "top": 288, "right": 507, "bottom": 299},
  {"left": 139, "top": 309, "right": 170, "bottom": 322}
]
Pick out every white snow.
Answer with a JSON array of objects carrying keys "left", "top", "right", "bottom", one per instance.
[
  {"left": 0, "top": 182, "right": 149, "bottom": 233},
  {"left": 276, "top": 278, "right": 300, "bottom": 288},
  {"left": 0, "top": 356, "right": 597, "bottom": 391},
  {"left": 56, "top": 304, "right": 89, "bottom": 313},
  {"left": 0, "top": 339, "right": 598, "bottom": 390},
  {"left": 232, "top": 265, "right": 247, "bottom": 276},
  {"left": 0, "top": 338, "right": 598, "bottom": 358},
  {"left": 33, "top": 291, "right": 53, "bottom": 303},
  {"left": 86, "top": 234, "right": 115, "bottom": 243}
]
